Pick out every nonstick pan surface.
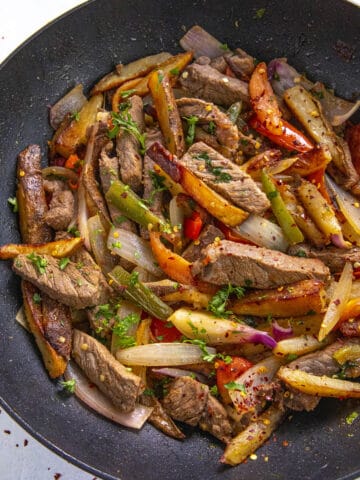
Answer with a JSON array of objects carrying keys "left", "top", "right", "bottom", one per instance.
[{"left": 0, "top": 1, "right": 359, "bottom": 479}]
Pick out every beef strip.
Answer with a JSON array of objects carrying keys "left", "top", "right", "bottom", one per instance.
[
  {"left": 191, "top": 240, "right": 330, "bottom": 288},
  {"left": 72, "top": 330, "right": 143, "bottom": 412},
  {"left": 340, "top": 318, "right": 360, "bottom": 337},
  {"left": 41, "top": 294, "right": 72, "bottom": 359},
  {"left": 179, "top": 63, "right": 250, "bottom": 108},
  {"left": 327, "top": 137, "right": 360, "bottom": 194},
  {"left": 176, "top": 98, "right": 239, "bottom": 156},
  {"left": 13, "top": 253, "right": 109, "bottom": 309},
  {"left": 180, "top": 142, "right": 270, "bottom": 215},
  {"left": 116, "top": 95, "right": 145, "bottom": 194},
  {"left": 224, "top": 48, "right": 256, "bottom": 82},
  {"left": 288, "top": 243, "right": 360, "bottom": 273},
  {"left": 144, "top": 279, "right": 182, "bottom": 297},
  {"left": 281, "top": 338, "right": 360, "bottom": 411},
  {"left": 44, "top": 188, "right": 74, "bottom": 231},
  {"left": 209, "top": 56, "right": 228, "bottom": 73},
  {"left": 182, "top": 224, "right": 224, "bottom": 262},
  {"left": 140, "top": 393, "right": 185, "bottom": 440},
  {"left": 17, "top": 145, "right": 52, "bottom": 243},
  {"left": 162, "top": 376, "right": 232, "bottom": 443}
]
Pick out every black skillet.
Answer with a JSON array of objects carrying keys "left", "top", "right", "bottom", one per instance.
[{"left": 0, "top": 0, "right": 360, "bottom": 479}]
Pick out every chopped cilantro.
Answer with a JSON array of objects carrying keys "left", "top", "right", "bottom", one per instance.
[
  {"left": 32, "top": 293, "right": 42, "bottom": 304},
  {"left": 120, "top": 88, "right": 136, "bottom": 98},
  {"left": 108, "top": 110, "right": 146, "bottom": 154},
  {"left": 70, "top": 111, "right": 80, "bottom": 122},
  {"left": 207, "top": 284, "right": 245, "bottom": 318},
  {"left": 195, "top": 152, "right": 232, "bottom": 183},
  {"left": 210, "top": 385, "right": 219, "bottom": 396},
  {"left": 7, "top": 196, "right": 18, "bottom": 212},
  {"left": 182, "top": 338, "right": 217, "bottom": 362},
  {"left": 67, "top": 225, "right": 81, "bottom": 237},
  {"left": 112, "top": 241, "right": 122, "bottom": 249},
  {"left": 254, "top": 8, "right": 266, "bottom": 19},
  {"left": 267, "top": 190, "right": 278, "bottom": 200},
  {"left": 220, "top": 43, "right": 230, "bottom": 51},
  {"left": 170, "top": 67, "right": 180, "bottom": 75},
  {"left": 129, "top": 271, "right": 139, "bottom": 287},
  {"left": 286, "top": 353, "right": 298, "bottom": 362},
  {"left": 115, "top": 215, "right": 128, "bottom": 225},
  {"left": 183, "top": 115, "right": 199, "bottom": 146},
  {"left": 207, "top": 121, "right": 216, "bottom": 135},
  {"left": 312, "top": 90, "right": 324, "bottom": 100},
  {"left": 143, "top": 388, "right": 155, "bottom": 396},
  {"left": 224, "top": 381, "right": 247, "bottom": 394},
  {"left": 143, "top": 170, "right": 167, "bottom": 206},
  {"left": 27, "top": 253, "right": 48, "bottom": 275},
  {"left": 112, "top": 312, "right": 140, "bottom": 348},
  {"left": 158, "top": 72, "right": 164, "bottom": 83},
  {"left": 58, "top": 257, "right": 70, "bottom": 270},
  {"left": 346, "top": 411, "right": 359, "bottom": 425},
  {"left": 295, "top": 250, "right": 307, "bottom": 258},
  {"left": 60, "top": 378, "right": 76, "bottom": 394}
]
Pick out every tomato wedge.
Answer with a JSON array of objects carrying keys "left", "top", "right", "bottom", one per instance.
[
  {"left": 215, "top": 356, "right": 253, "bottom": 404},
  {"left": 184, "top": 211, "right": 203, "bottom": 240},
  {"left": 150, "top": 318, "right": 183, "bottom": 342},
  {"left": 249, "top": 115, "right": 314, "bottom": 153}
]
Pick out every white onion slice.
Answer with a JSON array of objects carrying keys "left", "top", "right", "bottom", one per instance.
[
  {"left": 228, "top": 355, "right": 282, "bottom": 414},
  {"left": 332, "top": 100, "right": 360, "bottom": 126},
  {"left": 108, "top": 227, "right": 163, "bottom": 277},
  {"left": 169, "top": 196, "right": 185, "bottom": 233},
  {"left": 16, "top": 306, "right": 30, "bottom": 332},
  {"left": 152, "top": 367, "right": 209, "bottom": 384},
  {"left": 318, "top": 261, "right": 353, "bottom": 341},
  {"left": 326, "top": 174, "right": 360, "bottom": 235},
  {"left": 77, "top": 181, "right": 90, "bottom": 250},
  {"left": 65, "top": 362, "right": 153, "bottom": 429},
  {"left": 116, "top": 342, "right": 216, "bottom": 366},
  {"left": 234, "top": 214, "right": 289, "bottom": 252}
]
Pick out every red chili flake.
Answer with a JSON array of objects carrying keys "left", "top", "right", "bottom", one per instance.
[
  {"left": 283, "top": 440, "right": 289, "bottom": 447},
  {"left": 54, "top": 474, "right": 62, "bottom": 480},
  {"left": 333, "top": 298, "right": 340, "bottom": 306},
  {"left": 24, "top": 439, "right": 28, "bottom": 446}
]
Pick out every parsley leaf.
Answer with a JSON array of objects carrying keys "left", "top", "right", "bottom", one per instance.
[
  {"left": 207, "top": 121, "right": 216, "bottom": 135},
  {"left": 109, "top": 110, "right": 146, "bottom": 154},
  {"left": 183, "top": 115, "right": 199, "bottom": 146},
  {"left": 170, "top": 67, "right": 180, "bottom": 75},
  {"left": 129, "top": 271, "right": 139, "bottom": 287},
  {"left": 60, "top": 379, "right": 76, "bottom": 394},
  {"left": 196, "top": 152, "right": 232, "bottom": 183},
  {"left": 58, "top": 257, "right": 70, "bottom": 270},
  {"left": 254, "top": 8, "right": 266, "bottom": 19},
  {"left": 33, "top": 293, "right": 42, "bottom": 304},
  {"left": 207, "top": 284, "right": 245, "bottom": 318},
  {"left": 210, "top": 385, "right": 219, "bottom": 396},
  {"left": 224, "top": 381, "right": 247, "bottom": 394},
  {"left": 112, "top": 313, "right": 140, "bottom": 348},
  {"left": 27, "top": 253, "right": 48, "bottom": 275},
  {"left": 143, "top": 170, "right": 167, "bottom": 206},
  {"left": 120, "top": 89, "right": 136, "bottom": 99},
  {"left": 7, "top": 196, "right": 18, "bottom": 212},
  {"left": 70, "top": 111, "right": 80, "bottom": 122},
  {"left": 220, "top": 43, "right": 230, "bottom": 51},
  {"left": 346, "top": 411, "right": 359, "bottom": 425}
]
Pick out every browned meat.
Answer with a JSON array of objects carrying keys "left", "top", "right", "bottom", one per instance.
[
  {"left": 181, "top": 142, "right": 269, "bottom": 214},
  {"left": 281, "top": 338, "right": 360, "bottom": 411},
  {"left": 44, "top": 189, "right": 75, "bottom": 231},
  {"left": 327, "top": 137, "right": 360, "bottom": 193},
  {"left": 191, "top": 240, "right": 330, "bottom": 288},
  {"left": 288, "top": 243, "right": 360, "bottom": 273},
  {"left": 345, "top": 124, "right": 360, "bottom": 176},
  {"left": 209, "top": 56, "right": 228, "bottom": 73},
  {"left": 162, "top": 376, "right": 232, "bottom": 443},
  {"left": 116, "top": 95, "right": 145, "bottom": 193},
  {"left": 41, "top": 294, "right": 72, "bottom": 359},
  {"left": 17, "top": 145, "right": 52, "bottom": 243},
  {"left": 183, "top": 224, "right": 224, "bottom": 262},
  {"left": 72, "top": 330, "right": 143, "bottom": 412},
  {"left": 145, "top": 279, "right": 182, "bottom": 297},
  {"left": 340, "top": 318, "right": 360, "bottom": 337},
  {"left": 140, "top": 393, "right": 185, "bottom": 439},
  {"left": 13, "top": 253, "right": 109, "bottom": 309},
  {"left": 176, "top": 98, "right": 239, "bottom": 156},
  {"left": 179, "top": 63, "right": 249, "bottom": 108},
  {"left": 224, "top": 48, "right": 256, "bottom": 82}
]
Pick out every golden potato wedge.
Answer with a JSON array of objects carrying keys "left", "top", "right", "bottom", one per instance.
[
  {"left": 53, "top": 94, "right": 103, "bottom": 158},
  {"left": 162, "top": 287, "right": 211, "bottom": 309},
  {"left": 273, "top": 334, "right": 333, "bottom": 358},
  {"left": 22, "top": 281, "right": 67, "bottom": 378},
  {"left": 112, "top": 77, "right": 143, "bottom": 112},
  {"left": 148, "top": 70, "right": 185, "bottom": 157},
  {"left": 221, "top": 405, "right": 286, "bottom": 466},
  {"left": 0, "top": 237, "right": 83, "bottom": 260},
  {"left": 231, "top": 280, "right": 326, "bottom": 318},
  {"left": 277, "top": 366, "right": 360, "bottom": 398},
  {"left": 91, "top": 52, "right": 172, "bottom": 95}
]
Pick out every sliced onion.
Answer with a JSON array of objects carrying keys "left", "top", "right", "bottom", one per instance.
[
  {"left": 267, "top": 157, "right": 298, "bottom": 175},
  {"left": 318, "top": 261, "right": 353, "bottom": 341},
  {"left": 151, "top": 367, "right": 209, "bottom": 384},
  {"left": 268, "top": 58, "right": 313, "bottom": 97},
  {"left": 116, "top": 342, "right": 216, "bottom": 366},
  {"left": 332, "top": 100, "right": 360, "bottom": 126},
  {"left": 42, "top": 166, "right": 79, "bottom": 183},
  {"left": 65, "top": 362, "right": 152, "bottom": 429},
  {"left": 331, "top": 233, "right": 350, "bottom": 249},
  {"left": 180, "top": 25, "right": 228, "bottom": 59},
  {"left": 271, "top": 321, "right": 293, "bottom": 342},
  {"left": 88, "top": 215, "right": 117, "bottom": 274},
  {"left": 326, "top": 174, "right": 360, "bottom": 235},
  {"left": 50, "top": 84, "right": 87, "bottom": 130},
  {"left": 273, "top": 334, "right": 331, "bottom": 358},
  {"left": 77, "top": 180, "right": 90, "bottom": 250},
  {"left": 169, "top": 196, "right": 185, "bottom": 233},
  {"left": 16, "top": 306, "right": 30, "bottom": 332},
  {"left": 228, "top": 355, "right": 282, "bottom": 414},
  {"left": 108, "top": 227, "right": 163, "bottom": 277},
  {"left": 233, "top": 214, "right": 289, "bottom": 252}
]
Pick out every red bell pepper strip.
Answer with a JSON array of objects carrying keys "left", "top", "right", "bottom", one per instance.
[
  {"left": 216, "top": 221, "right": 255, "bottom": 245},
  {"left": 184, "top": 211, "right": 203, "bottom": 240},
  {"left": 215, "top": 356, "right": 253, "bottom": 404},
  {"left": 150, "top": 317, "right": 182, "bottom": 342},
  {"left": 306, "top": 167, "right": 332, "bottom": 205},
  {"left": 249, "top": 115, "right": 314, "bottom": 153}
]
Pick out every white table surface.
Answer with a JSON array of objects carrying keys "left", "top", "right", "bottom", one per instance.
[{"left": 1, "top": 1, "right": 360, "bottom": 480}]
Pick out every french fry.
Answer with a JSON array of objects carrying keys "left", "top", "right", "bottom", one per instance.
[
  {"left": 162, "top": 287, "right": 211, "bottom": 309},
  {"left": 53, "top": 94, "right": 103, "bottom": 158},
  {"left": 91, "top": 52, "right": 172, "bottom": 94},
  {"left": 277, "top": 366, "right": 360, "bottom": 398},
  {"left": 231, "top": 280, "right": 326, "bottom": 318},
  {"left": 221, "top": 405, "right": 286, "bottom": 466},
  {"left": 0, "top": 237, "right": 83, "bottom": 260},
  {"left": 148, "top": 70, "right": 185, "bottom": 157},
  {"left": 112, "top": 77, "right": 143, "bottom": 112}
]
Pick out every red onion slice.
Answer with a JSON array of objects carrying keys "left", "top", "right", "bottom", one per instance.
[
  {"left": 152, "top": 367, "right": 209, "bottom": 384},
  {"left": 180, "top": 26, "right": 228, "bottom": 59},
  {"left": 65, "top": 362, "right": 153, "bottom": 429},
  {"left": 271, "top": 320, "right": 293, "bottom": 342}
]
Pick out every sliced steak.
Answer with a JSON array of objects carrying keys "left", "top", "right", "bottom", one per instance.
[
  {"left": 140, "top": 393, "right": 185, "bottom": 439},
  {"left": 224, "top": 48, "right": 256, "bottom": 82},
  {"left": 340, "top": 318, "right": 360, "bottom": 337},
  {"left": 41, "top": 294, "right": 72, "bottom": 359},
  {"left": 183, "top": 224, "right": 224, "bottom": 262},
  {"left": 116, "top": 95, "right": 145, "bottom": 194},
  {"left": 180, "top": 142, "right": 269, "bottom": 214},
  {"left": 72, "top": 330, "right": 143, "bottom": 412},
  {"left": 162, "top": 376, "right": 232, "bottom": 443},
  {"left": 145, "top": 279, "right": 182, "bottom": 297},
  {"left": 17, "top": 145, "right": 52, "bottom": 243},
  {"left": 13, "top": 253, "right": 109, "bottom": 309},
  {"left": 176, "top": 98, "right": 239, "bottom": 156},
  {"left": 191, "top": 240, "right": 330, "bottom": 289},
  {"left": 44, "top": 189, "right": 75, "bottom": 231},
  {"left": 179, "top": 63, "right": 249, "bottom": 108},
  {"left": 288, "top": 243, "right": 360, "bottom": 273}
]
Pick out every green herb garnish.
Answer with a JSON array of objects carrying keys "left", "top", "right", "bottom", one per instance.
[
  {"left": 254, "top": 8, "right": 266, "bottom": 19},
  {"left": 143, "top": 170, "right": 167, "bottom": 206},
  {"left": 207, "top": 284, "right": 245, "bottom": 318},
  {"left": 27, "top": 253, "right": 48, "bottom": 275},
  {"left": 109, "top": 110, "right": 146, "bottom": 154},
  {"left": 60, "top": 379, "right": 76, "bottom": 394},
  {"left": 224, "top": 381, "right": 247, "bottom": 394},
  {"left": 112, "top": 313, "right": 140, "bottom": 348},
  {"left": 70, "top": 111, "right": 80, "bottom": 122},
  {"left": 129, "top": 271, "right": 139, "bottom": 287},
  {"left": 7, "top": 196, "right": 18, "bottom": 212},
  {"left": 33, "top": 293, "right": 42, "bottom": 304},
  {"left": 346, "top": 411, "right": 359, "bottom": 425},
  {"left": 208, "top": 121, "right": 216, "bottom": 135},
  {"left": 120, "top": 89, "right": 136, "bottom": 99},
  {"left": 195, "top": 152, "right": 232, "bottom": 183},
  {"left": 183, "top": 115, "right": 199, "bottom": 146},
  {"left": 58, "top": 257, "right": 70, "bottom": 270}
]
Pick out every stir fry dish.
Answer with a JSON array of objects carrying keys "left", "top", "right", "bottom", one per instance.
[{"left": 3, "top": 25, "right": 360, "bottom": 466}]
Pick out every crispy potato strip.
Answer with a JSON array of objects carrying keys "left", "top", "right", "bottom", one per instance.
[{"left": 0, "top": 237, "right": 83, "bottom": 260}]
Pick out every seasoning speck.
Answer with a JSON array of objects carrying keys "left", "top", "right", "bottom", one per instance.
[{"left": 250, "top": 453, "right": 257, "bottom": 460}]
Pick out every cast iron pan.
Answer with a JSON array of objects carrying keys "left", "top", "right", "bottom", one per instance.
[{"left": 0, "top": 0, "right": 359, "bottom": 479}]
